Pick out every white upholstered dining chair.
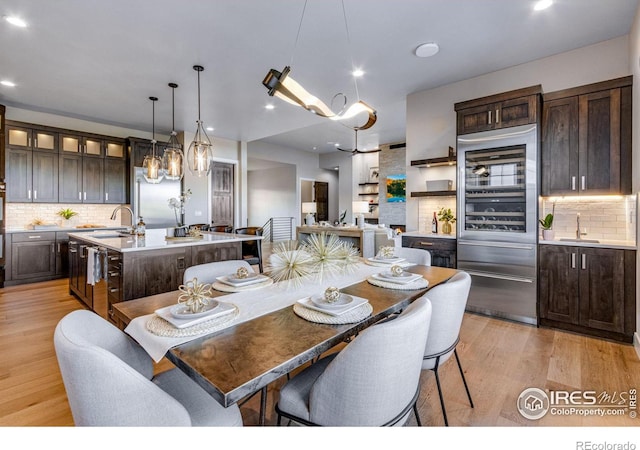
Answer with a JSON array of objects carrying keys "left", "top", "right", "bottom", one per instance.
[
  {"left": 275, "top": 296, "right": 433, "bottom": 426},
  {"left": 420, "top": 270, "right": 473, "bottom": 426},
  {"left": 54, "top": 309, "right": 243, "bottom": 426},
  {"left": 394, "top": 246, "right": 431, "bottom": 266},
  {"left": 183, "top": 259, "right": 253, "bottom": 284}
]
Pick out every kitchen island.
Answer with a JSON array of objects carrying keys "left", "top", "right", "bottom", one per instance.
[{"left": 67, "top": 229, "right": 262, "bottom": 326}]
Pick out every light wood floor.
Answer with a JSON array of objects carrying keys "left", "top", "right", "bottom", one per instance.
[{"left": 1, "top": 277, "right": 639, "bottom": 427}]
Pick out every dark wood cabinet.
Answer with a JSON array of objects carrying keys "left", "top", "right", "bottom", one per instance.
[
  {"left": 59, "top": 153, "right": 83, "bottom": 203},
  {"left": 538, "top": 244, "right": 635, "bottom": 343},
  {"left": 0, "top": 104, "right": 5, "bottom": 180},
  {"left": 68, "top": 239, "right": 93, "bottom": 309},
  {"left": 455, "top": 85, "right": 541, "bottom": 135},
  {"left": 55, "top": 232, "right": 70, "bottom": 277},
  {"left": 402, "top": 235, "right": 456, "bottom": 268},
  {"left": 9, "top": 232, "right": 57, "bottom": 281},
  {"left": 82, "top": 156, "right": 104, "bottom": 203},
  {"left": 104, "top": 158, "right": 127, "bottom": 204},
  {"left": 127, "top": 136, "right": 166, "bottom": 168},
  {"left": 541, "top": 76, "right": 632, "bottom": 196}
]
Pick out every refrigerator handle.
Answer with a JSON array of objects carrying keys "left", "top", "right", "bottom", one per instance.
[
  {"left": 458, "top": 240, "right": 534, "bottom": 251},
  {"left": 465, "top": 270, "right": 534, "bottom": 284}
]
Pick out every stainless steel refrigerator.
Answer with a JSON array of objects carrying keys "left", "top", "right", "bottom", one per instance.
[
  {"left": 131, "top": 167, "right": 182, "bottom": 229},
  {"left": 456, "top": 124, "right": 539, "bottom": 325}
]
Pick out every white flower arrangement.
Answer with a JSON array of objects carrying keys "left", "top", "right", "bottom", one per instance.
[{"left": 168, "top": 189, "right": 192, "bottom": 227}]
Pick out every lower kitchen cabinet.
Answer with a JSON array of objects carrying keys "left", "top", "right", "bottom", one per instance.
[
  {"left": 538, "top": 244, "right": 635, "bottom": 343},
  {"left": 7, "top": 232, "right": 57, "bottom": 283},
  {"left": 401, "top": 235, "right": 456, "bottom": 268}
]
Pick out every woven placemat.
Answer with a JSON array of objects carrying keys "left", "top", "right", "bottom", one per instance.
[
  {"left": 212, "top": 278, "right": 274, "bottom": 292},
  {"left": 293, "top": 302, "right": 373, "bottom": 324},
  {"left": 146, "top": 304, "right": 239, "bottom": 337},
  {"left": 367, "top": 276, "right": 429, "bottom": 290},
  {"left": 364, "top": 259, "right": 412, "bottom": 268}
]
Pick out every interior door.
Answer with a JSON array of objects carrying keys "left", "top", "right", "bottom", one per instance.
[
  {"left": 314, "top": 181, "right": 328, "bottom": 222},
  {"left": 211, "top": 162, "right": 234, "bottom": 227}
]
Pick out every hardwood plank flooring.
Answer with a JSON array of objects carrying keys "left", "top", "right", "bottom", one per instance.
[{"left": 1, "top": 277, "right": 639, "bottom": 431}]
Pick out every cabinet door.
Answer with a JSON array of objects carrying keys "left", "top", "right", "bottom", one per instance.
[
  {"left": 83, "top": 157, "right": 104, "bottom": 203},
  {"left": 11, "top": 240, "right": 56, "bottom": 280},
  {"left": 68, "top": 239, "right": 80, "bottom": 292},
  {"left": 104, "top": 158, "right": 127, "bottom": 204},
  {"left": 6, "top": 148, "right": 31, "bottom": 202},
  {"left": 578, "top": 247, "right": 625, "bottom": 333},
  {"left": 538, "top": 245, "right": 580, "bottom": 325},
  {"left": 456, "top": 104, "right": 493, "bottom": 135},
  {"left": 32, "top": 151, "right": 58, "bottom": 202},
  {"left": 496, "top": 95, "right": 538, "bottom": 129},
  {"left": 578, "top": 88, "right": 623, "bottom": 194},
  {"left": 59, "top": 153, "right": 83, "bottom": 203},
  {"left": 541, "top": 96, "right": 579, "bottom": 195}
]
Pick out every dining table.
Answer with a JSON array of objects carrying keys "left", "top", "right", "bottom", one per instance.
[{"left": 112, "top": 260, "right": 459, "bottom": 425}]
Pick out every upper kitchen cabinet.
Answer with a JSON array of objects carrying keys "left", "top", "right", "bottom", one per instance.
[
  {"left": 5, "top": 121, "right": 59, "bottom": 202},
  {"left": 454, "top": 85, "right": 541, "bottom": 135},
  {"left": 541, "top": 76, "right": 632, "bottom": 196},
  {"left": 0, "top": 105, "right": 5, "bottom": 179},
  {"left": 127, "top": 136, "right": 166, "bottom": 168}
]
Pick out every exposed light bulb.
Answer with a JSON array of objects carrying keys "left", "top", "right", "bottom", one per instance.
[
  {"left": 1, "top": 80, "right": 16, "bottom": 87},
  {"left": 5, "top": 16, "right": 27, "bottom": 27},
  {"left": 533, "top": 0, "right": 553, "bottom": 11}
]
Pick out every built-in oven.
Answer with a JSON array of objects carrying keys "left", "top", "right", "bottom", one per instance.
[{"left": 456, "top": 124, "right": 539, "bottom": 324}]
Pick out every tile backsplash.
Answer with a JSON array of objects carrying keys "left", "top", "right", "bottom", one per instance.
[
  {"left": 6, "top": 203, "right": 132, "bottom": 230},
  {"left": 417, "top": 197, "right": 457, "bottom": 234},
  {"left": 540, "top": 196, "right": 636, "bottom": 242}
]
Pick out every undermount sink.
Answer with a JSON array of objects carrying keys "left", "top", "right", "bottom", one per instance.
[
  {"left": 559, "top": 238, "right": 600, "bottom": 243},
  {"left": 91, "top": 232, "right": 132, "bottom": 239}
]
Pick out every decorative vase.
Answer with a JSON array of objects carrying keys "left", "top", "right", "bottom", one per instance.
[
  {"left": 542, "top": 229, "right": 555, "bottom": 241},
  {"left": 442, "top": 221, "right": 452, "bottom": 235}
]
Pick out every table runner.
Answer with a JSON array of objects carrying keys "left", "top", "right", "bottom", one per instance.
[{"left": 125, "top": 261, "right": 388, "bottom": 362}]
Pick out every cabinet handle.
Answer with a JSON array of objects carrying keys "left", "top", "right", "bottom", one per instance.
[
  {"left": 108, "top": 271, "right": 119, "bottom": 277},
  {"left": 571, "top": 176, "right": 576, "bottom": 191},
  {"left": 571, "top": 253, "right": 576, "bottom": 269},
  {"left": 83, "top": 192, "right": 86, "bottom": 200},
  {"left": 51, "top": 243, "right": 55, "bottom": 254},
  {"left": 495, "top": 108, "right": 500, "bottom": 123},
  {"left": 69, "top": 240, "right": 77, "bottom": 245},
  {"left": 418, "top": 242, "right": 434, "bottom": 246},
  {"left": 69, "top": 248, "right": 77, "bottom": 253},
  {"left": 581, "top": 176, "right": 586, "bottom": 191},
  {"left": 34, "top": 138, "right": 38, "bottom": 148},
  {"left": 78, "top": 191, "right": 82, "bottom": 200},
  {"left": 581, "top": 253, "right": 586, "bottom": 270},
  {"left": 488, "top": 110, "right": 492, "bottom": 124},
  {"left": 34, "top": 190, "right": 37, "bottom": 200},
  {"left": 29, "top": 235, "right": 42, "bottom": 239},
  {"left": 105, "top": 192, "right": 109, "bottom": 201},
  {"left": 109, "top": 288, "right": 119, "bottom": 293},
  {"left": 28, "top": 190, "right": 31, "bottom": 200},
  {"left": 57, "top": 243, "right": 61, "bottom": 252},
  {"left": 28, "top": 137, "right": 31, "bottom": 147}
]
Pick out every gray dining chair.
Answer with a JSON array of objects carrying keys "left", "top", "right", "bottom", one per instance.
[
  {"left": 275, "top": 296, "right": 433, "bottom": 426},
  {"left": 420, "top": 270, "right": 473, "bottom": 426},
  {"left": 53, "top": 309, "right": 243, "bottom": 426},
  {"left": 395, "top": 246, "right": 431, "bottom": 266},
  {"left": 183, "top": 259, "right": 254, "bottom": 285}
]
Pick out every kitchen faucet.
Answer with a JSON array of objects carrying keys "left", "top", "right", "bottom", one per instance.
[
  {"left": 576, "top": 213, "right": 587, "bottom": 239},
  {"left": 110, "top": 206, "right": 135, "bottom": 233}
]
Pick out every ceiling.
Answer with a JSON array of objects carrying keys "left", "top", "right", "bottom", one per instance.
[{"left": 0, "top": 0, "right": 638, "bottom": 154}]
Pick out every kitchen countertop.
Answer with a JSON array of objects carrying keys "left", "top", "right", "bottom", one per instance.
[
  {"left": 67, "top": 228, "right": 262, "bottom": 253},
  {"left": 539, "top": 238, "right": 636, "bottom": 250},
  {"left": 7, "top": 226, "right": 127, "bottom": 234},
  {"left": 401, "top": 231, "right": 456, "bottom": 240}
]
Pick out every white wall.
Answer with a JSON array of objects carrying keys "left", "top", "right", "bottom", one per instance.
[
  {"left": 406, "top": 36, "right": 631, "bottom": 231},
  {"left": 248, "top": 165, "right": 297, "bottom": 229}
]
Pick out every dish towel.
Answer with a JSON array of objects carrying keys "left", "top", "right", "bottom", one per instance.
[{"left": 86, "top": 247, "right": 107, "bottom": 285}]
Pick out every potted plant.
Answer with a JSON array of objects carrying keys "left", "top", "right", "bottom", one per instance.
[
  {"left": 57, "top": 208, "right": 78, "bottom": 221},
  {"left": 539, "top": 213, "right": 554, "bottom": 240},
  {"left": 437, "top": 207, "right": 456, "bottom": 235}
]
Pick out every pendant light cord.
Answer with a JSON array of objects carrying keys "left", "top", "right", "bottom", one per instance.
[
  {"left": 290, "top": 0, "right": 308, "bottom": 67},
  {"left": 197, "top": 69, "right": 201, "bottom": 122},
  {"left": 340, "top": 0, "right": 360, "bottom": 101}
]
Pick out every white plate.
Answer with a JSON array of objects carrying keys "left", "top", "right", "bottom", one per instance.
[
  {"left": 379, "top": 270, "right": 415, "bottom": 280},
  {"left": 170, "top": 300, "right": 219, "bottom": 319},
  {"left": 310, "top": 293, "right": 353, "bottom": 310},
  {"left": 216, "top": 274, "right": 269, "bottom": 287},
  {"left": 371, "top": 272, "right": 423, "bottom": 285},
  {"left": 227, "top": 272, "right": 259, "bottom": 282},
  {"left": 369, "top": 256, "right": 405, "bottom": 264}
]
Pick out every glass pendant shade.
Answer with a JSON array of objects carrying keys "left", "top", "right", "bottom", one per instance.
[
  {"left": 163, "top": 83, "right": 184, "bottom": 180},
  {"left": 187, "top": 65, "right": 213, "bottom": 177},
  {"left": 187, "top": 121, "right": 213, "bottom": 177},
  {"left": 143, "top": 96, "right": 164, "bottom": 184}
]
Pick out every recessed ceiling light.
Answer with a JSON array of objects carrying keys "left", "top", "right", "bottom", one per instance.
[
  {"left": 206, "top": 126, "right": 214, "bottom": 132},
  {"left": 334, "top": 143, "right": 340, "bottom": 147},
  {"left": 352, "top": 69, "right": 364, "bottom": 77},
  {"left": 1, "top": 80, "right": 16, "bottom": 87},
  {"left": 333, "top": 166, "right": 339, "bottom": 171},
  {"left": 414, "top": 42, "right": 439, "bottom": 58},
  {"left": 533, "top": 0, "right": 553, "bottom": 11},
  {"left": 4, "top": 16, "right": 27, "bottom": 27},
  {"left": 265, "top": 104, "right": 275, "bottom": 110}
]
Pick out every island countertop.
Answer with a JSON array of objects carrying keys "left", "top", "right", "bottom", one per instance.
[{"left": 67, "top": 228, "right": 262, "bottom": 252}]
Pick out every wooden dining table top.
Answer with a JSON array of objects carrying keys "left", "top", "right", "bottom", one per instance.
[{"left": 113, "top": 265, "right": 458, "bottom": 408}]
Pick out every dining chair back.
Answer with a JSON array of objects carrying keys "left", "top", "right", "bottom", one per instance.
[
  {"left": 183, "top": 259, "right": 253, "bottom": 285},
  {"left": 210, "top": 225, "right": 233, "bottom": 233},
  {"left": 188, "top": 223, "right": 210, "bottom": 232},
  {"left": 275, "top": 296, "right": 433, "bottom": 426},
  {"left": 234, "top": 227, "right": 264, "bottom": 272},
  {"left": 53, "top": 309, "right": 243, "bottom": 426},
  {"left": 394, "top": 246, "right": 431, "bottom": 266},
  {"left": 420, "top": 270, "right": 473, "bottom": 425}
]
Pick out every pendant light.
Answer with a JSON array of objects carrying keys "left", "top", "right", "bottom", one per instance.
[
  {"left": 186, "top": 65, "right": 213, "bottom": 177},
  {"left": 142, "top": 96, "right": 164, "bottom": 184},
  {"left": 162, "top": 82, "right": 184, "bottom": 180}
]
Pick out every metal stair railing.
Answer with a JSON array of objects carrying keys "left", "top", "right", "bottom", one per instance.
[{"left": 261, "top": 217, "right": 295, "bottom": 243}]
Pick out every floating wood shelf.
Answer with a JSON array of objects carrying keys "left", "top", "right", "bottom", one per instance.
[
  {"left": 410, "top": 191, "right": 456, "bottom": 198},
  {"left": 358, "top": 182, "right": 379, "bottom": 186},
  {"left": 411, "top": 146, "right": 457, "bottom": 168}
]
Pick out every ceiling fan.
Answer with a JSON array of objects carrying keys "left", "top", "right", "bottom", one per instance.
[{"left": 336, "top": 129, "right": 381, "bottom": 155}]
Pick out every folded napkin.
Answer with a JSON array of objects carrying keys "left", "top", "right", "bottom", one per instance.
[
  {"left": 297, "top": 294, "right": 369, "bottom": 317},
  {"left": 370, "top": 271, "right": 423, "bottom": 285},
  {"left": 155, "top": 301, "right": 236, "bottom": 329}
]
